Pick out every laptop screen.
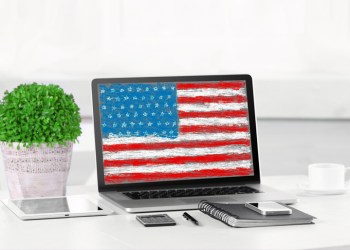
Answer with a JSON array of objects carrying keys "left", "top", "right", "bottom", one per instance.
[{"left": 96, "top": 79, "right": 254, "bottom": 185}]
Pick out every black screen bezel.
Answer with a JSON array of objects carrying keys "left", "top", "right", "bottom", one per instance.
[{"left": 91, "top": 75, "right": 261, "bottom": 192}]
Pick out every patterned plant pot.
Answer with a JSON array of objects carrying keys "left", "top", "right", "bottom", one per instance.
[{"left": 0, "top": 142, "right": 73, "bottom": 199}]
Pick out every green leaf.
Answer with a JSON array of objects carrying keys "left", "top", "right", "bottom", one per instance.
[{"left": 0, "top": 83, "right": 82, "bottom": 148}]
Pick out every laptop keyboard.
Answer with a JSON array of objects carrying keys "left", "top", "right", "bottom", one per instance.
[{"left": 123, "top": 186, "right": 260, "bottom": 200}]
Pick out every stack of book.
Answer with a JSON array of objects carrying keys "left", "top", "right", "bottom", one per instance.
[{"left": 199, "top": 201, "right": 315, "bottom": 228}]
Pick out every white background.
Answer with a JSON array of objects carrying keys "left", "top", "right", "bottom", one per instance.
[
  {"left": 0, "top": 0, "right": 350, "bottom": 187},
  {"left": 0, "top": 0, "right": 350, "bottom": 118}
]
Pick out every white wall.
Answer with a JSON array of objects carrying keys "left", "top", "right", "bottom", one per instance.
[
  {"left": 0, "top": 0, "right": 350, "bottom": 118},
  {"left": 1, "top": 1, "right": 350, "bottom": 185}
]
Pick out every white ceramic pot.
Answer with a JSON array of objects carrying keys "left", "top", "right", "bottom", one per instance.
[{"left": 0, "top": 142, "right": 73, "bottom": 199}]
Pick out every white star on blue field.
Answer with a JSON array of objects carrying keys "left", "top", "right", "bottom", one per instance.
[{"left": 99, "top": 83, "right": 179, "bottom": 139}]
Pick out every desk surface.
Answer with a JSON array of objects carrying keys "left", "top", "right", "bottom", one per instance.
[{"left": 0, "top": 175, "right": 349, "bottom": 250}]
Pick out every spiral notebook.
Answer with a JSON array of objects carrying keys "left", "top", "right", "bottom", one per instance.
[{"left": 198, "top": 201, "right": 315, "bottom": 228}]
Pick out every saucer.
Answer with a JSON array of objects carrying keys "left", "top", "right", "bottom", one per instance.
[{"left": 299, "top": 183, "right": 350, "bottom": 195}]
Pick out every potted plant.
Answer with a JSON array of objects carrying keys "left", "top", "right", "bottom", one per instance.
[{"left": 0, "top": 83, "right": 81, "bottom": 199}]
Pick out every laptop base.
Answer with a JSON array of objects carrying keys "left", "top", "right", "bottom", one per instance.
[{"left": 101, "top": 184, "right": 297, "bottom": 213}]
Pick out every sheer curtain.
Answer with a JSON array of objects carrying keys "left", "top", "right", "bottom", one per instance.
[{"left": 0, "top": 0, "right": 350, "bottom": 117}]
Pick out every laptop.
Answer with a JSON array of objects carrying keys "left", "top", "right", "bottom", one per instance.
[{"left": 91, "top": 75, "right": 297, "bottom": 213}]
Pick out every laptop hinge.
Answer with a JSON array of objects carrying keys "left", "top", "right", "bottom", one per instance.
[{"left": 99, "top": 179, "right": 260, "bottom": 193}]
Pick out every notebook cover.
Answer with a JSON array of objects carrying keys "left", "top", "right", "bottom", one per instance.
[
  {"left": 199, "top": 201, "right": 316, "bottom": 227},
  {"left": 209, "top": 203, "right": 315, "bottom": 221}
]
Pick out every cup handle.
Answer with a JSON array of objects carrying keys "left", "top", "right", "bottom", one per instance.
[{"left": 346, "top": 168, "right": 350, "bottom": 185}]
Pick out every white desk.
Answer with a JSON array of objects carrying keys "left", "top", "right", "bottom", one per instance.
[{"left": 0, "top": 175, "right": 349, "bottom": 250}]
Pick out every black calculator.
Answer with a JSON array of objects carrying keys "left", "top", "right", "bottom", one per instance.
[{"left": 136, "top": 214, "right": 176, "bottom": 227}]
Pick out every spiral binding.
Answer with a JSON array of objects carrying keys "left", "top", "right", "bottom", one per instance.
[{"left": 198, "top": 200, "right": 237, "bottom": 227}]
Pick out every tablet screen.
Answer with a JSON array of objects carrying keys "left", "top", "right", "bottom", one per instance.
[{"left": 11, "top": 196, "right": 102, "bottom": 214}]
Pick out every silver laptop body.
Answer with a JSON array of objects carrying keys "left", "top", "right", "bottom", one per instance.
[{"left": 91, "top": 75, "right": 297, "bottom": 213}]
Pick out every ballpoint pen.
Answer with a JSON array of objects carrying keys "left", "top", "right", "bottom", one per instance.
[{"left": 183, "top": 212, "right": 199, "bottom": 225}]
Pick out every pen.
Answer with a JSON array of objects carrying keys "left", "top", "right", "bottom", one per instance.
[{"left": 183, "top": 212, "right": 199, "bottom": 225}]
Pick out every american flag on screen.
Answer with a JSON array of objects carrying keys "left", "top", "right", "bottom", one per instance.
[{"left": 99, "top": 81, "right": 253, "bottom": 184}]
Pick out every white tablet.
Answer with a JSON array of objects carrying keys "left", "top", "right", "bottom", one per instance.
[{"left": 2, "top": 195, "right": 114, "bottom": 220}]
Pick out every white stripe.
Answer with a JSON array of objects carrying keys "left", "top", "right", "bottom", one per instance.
[
  {"left": 103, "top": 132, "right": 250, "bottom": 145},
  {"left": 177, "top": 88, "right": 245, "bottom": 97},
  {"left": 178, "top": 103, "right": 247, "bottom": 112},
  {"left": 179, "top": 118, "right": 248, "bottom": 126},
  {"left": 105, "top": 161, "right": 252, "bottom": 174},
  {"left": 103, "top": 145, "right": 250, "bottom": 160}
]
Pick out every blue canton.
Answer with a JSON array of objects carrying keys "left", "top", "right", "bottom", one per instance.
[{"left": 99, "top": 83, "right": 179, "bottom": 139}]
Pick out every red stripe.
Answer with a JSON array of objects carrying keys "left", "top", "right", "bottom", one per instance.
[
  {"left": 177, "top": 81, "right": 245, "bottom": 90},
  {"left": 105, "top": 168, "right": 253, "bottom": 183},
  {"left": 180, "top": 125, "right": 249, "bottom": 133},
  {"left": 104, "top": 153, "right": 251, "bottom": 167},
  {"left": 178, "top": 95, "right": 247, "bottom": 104},
  {"left": 178, "top": 110, "right": 247, "bottom": 118},
  {"left": 103, "top": 139, "right": 251, "bottom": 151}
]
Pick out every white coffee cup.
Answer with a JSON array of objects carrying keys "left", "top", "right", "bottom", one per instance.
[{"left": 308, "top": 163, "right": 350, "bottom": 190}]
